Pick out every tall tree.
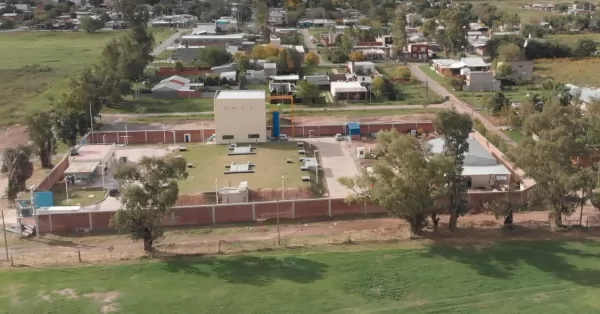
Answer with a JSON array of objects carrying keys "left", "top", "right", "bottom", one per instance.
[
  {"left": 197, "top": 46, "right": 231, "bottom": 67},
  {"left": 52, "top": 100, "right": 89, "bottom": 146},
  {"left": 305, "top": 51, "right": 320, "bottom": 66},
  {"left": 340, "top": 130, "right": 452, "bottom": 234},
  {"left": 434, "top": 110, "right": 473, "bottom": 231},
  {"left": 1, "top": 145, "right": 34, "bottom": 200},
  {"left": 437, "top": 7, "right": 469, "bottom": 57},
  {"left": 79, "top": 17, "right": 104, "bottom": 33},
  {"left": 295, "top": 81, "right": 320, "bottom": 105},
  {"left": 392, "top": 8, "right": 407, "bottom": 56},
  {"left": 111, "top": 156, "right": 188, "bottom": 252},
  {"left": 256, "top": 0, "right": 270, "bottom": 43},
  {"left": 26, "top": 111, "right": 56, "bottom": 169}
]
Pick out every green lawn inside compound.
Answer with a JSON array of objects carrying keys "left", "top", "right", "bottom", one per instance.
[
  {"left": 0, "top": 29, "right": 175, "bottom": 125},
  {"left": 1, "top": 240, "right": 600, "bottom": 313}
]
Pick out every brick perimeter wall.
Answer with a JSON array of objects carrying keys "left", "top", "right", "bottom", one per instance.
[{"left": 86, "top": 122, "right": 435, "bottom": 144}]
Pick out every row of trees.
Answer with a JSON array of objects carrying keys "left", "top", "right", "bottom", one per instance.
[{"left": 3, "top": 1, "right": 155, "bottom": 200}]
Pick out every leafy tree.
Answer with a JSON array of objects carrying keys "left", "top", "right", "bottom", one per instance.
[
  {"left": 471, "top": 3, "right": 499, "bottom": 27},
  {"left": 1, "top": 145, "right": 34, "bottom": 200},
  {"left": 26, "top": 111, "right": 56, "bottom": 169},
  {"left": 484, "top": 91, "right": 510, "bottom": 116},
  {"left": 540, "top": 80, "right": 572, "bottom": 106},
  {"left": 436, "top": 7, "right": 469, "bottom": 57},
  {"left": 80, "top": 17, "right": 104, "bottom": 33},
  {"left": 0, "top": 18, "right": 15, "bottom": 30},
  {"left": 233, "top": 52, "right": 250, "bottom": 73},
  {"left": 371, "top": 76, "right": 386, "bottom": 101},
  {"left": 349, "top": 51, "right": 366, "bottom": 61},
  {"left": 295, "top": 81, "right": 321, "bottom": 105},
  {"left": 340, "top": 130, "right": 452, "bottom": 234},
  {"left": 513, "top": 101, "right": 588, "bottom": 227},
  {"left": 497, "top": 42, "right": 524, "bottom": 61},
  {"left": 329, "top": 49, "right": 349, "bottom": 64},
  {"left": 255, "top": 0, "right": 270, "bottom": 42},
  {"left": 197, "top": 46, "right": 231, "bottom": 67},
  {"left": 305, "top": 51, "right": 320, "bottom": 66},
  {"left": 573, "top": 38, "right": 597, "bottom": 57},
  {"left": 494, "top": 62, "right": 512, "bottom": 78},
  {"left": 434, "top": 110, "right": 473, "bottom": 231},
  {"left": 52, "top": 100, "right": 89, "bottom": 146},
  {"left": 392, "top": 8, "right": 407, "bottom": 56},
  {"left": 276, "top": 48, "right": 302, "bottom": 74},
  {"left": 111, "top": 156, "right": 188, "bottom": 252},
  {"left": 174, "top": 61, "right": 184, "bottom": 72}
]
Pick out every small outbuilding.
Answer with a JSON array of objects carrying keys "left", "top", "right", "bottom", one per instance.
[{"left": 346, "top": 122, "right": 360, "bottom": 140}]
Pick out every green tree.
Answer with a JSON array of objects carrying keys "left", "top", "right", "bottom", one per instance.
[
  {"left": 80, "top": 17, "right": 104, "bottom": 33},
  {"left": 434, "top": 110, "right": 473, "bottom": 231},
  {"left": 198, "top": 46, "right": 231, "bottom": 67},
  {"left": 52, "top": 100, "right": 89, "bottom": 146},
  {"left": 1, "top": 145, "right": 34, "bottom": 200},
  {"left": 233, "top": 52, "right": 250, "bottom": 74},
  {"left": 26, "top": 111, "right": 56, "bottom": 169},
  {"left": 371, "top": 76, "right": 386, "bottom": 101},
  {"left": 256, "top": 0, "right": 270, "bottom": 42},
  {"left": 339, "top": 129, "right": 452, "bottom": 233},
  {"left": 496, "top": 42, "right": 524, "bottom": 61},
  {"left": 436, "top": 8, "right": 469, "bottom": 57},
  {"left": 392, "top": 8, "right": 407, "bottom": 56},
  {"left": 111, "top": 156, "right": 188, "bottom": 252},
  {"left": 305, "top": 51, "right": 320, "bottom": 66},
  {"left": 174, "top": 61, "right": 185, "bottom": 72},
  {"left": 295, "top": 81, "right": 321, "bottom": 105},
  {"left": 484, "top": 91, "right": 510, "bottom": 116},
  {"left": 495, "top": 61, "right": 513, "bottom": 78},
  {"left": 574, "top": 38, "right": 597, "bottom": 57}
]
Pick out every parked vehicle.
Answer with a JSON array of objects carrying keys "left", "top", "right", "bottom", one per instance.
[{"left": 334, "top": 134, "right": 344, "bottom": 141}]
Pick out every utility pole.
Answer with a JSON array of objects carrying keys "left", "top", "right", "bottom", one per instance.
[{"left": 1, "top": 210, "right": 8, "bottom": 262}]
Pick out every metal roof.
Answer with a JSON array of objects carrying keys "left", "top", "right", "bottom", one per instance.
[
  {"left": 463, "top": 164, "right": 511, "bottom": 176},
  {"left": 429, "top": 137, "right": 497, "bottom": 166},
  {"left": 215, "top": 90, "right": 266, "bottom": 100}
]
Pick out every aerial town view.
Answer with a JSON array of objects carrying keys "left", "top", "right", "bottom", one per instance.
[{"left": 1, "top": 0, "right": 600, "bottom": 312}]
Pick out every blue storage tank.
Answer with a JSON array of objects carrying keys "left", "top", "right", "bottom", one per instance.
[{"left": 272, "top": 111, "right": 281, "bottom": 138}]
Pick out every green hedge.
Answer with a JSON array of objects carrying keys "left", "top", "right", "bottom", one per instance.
[{"left": 473, "top": 118, "right": 510, "bottom": 153}]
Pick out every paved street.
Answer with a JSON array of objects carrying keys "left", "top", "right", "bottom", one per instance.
[
  {"left": 152, "top": 29, "right": 183, "bottom": 56},
  {"left": 299, "top": 28, "right": 334, "bottom": 66}
]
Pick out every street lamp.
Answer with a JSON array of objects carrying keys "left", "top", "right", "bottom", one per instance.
[
  {"left": 215, "top": 179, "right": 219, "bottom": 204},
  {"left": 281, "top": 175, "right": 285, "bottom": 200}
]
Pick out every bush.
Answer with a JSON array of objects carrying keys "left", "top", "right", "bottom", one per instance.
[{"left": 590, "top": 193, "right": 600, "bottom": 210}]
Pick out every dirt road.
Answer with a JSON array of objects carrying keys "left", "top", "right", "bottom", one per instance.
[{"left": 409, "top": 64, "right": 514, "bottom": 144}]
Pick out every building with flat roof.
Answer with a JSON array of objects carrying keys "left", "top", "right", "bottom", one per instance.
[
  {"left": 65, "top": 144, "right": 117, "bottom": 183},
  {"left": 180, "top": 33, "right": 245, "bottom": 47},
  {"left": 214, "top": 90, "right": 267, "bottom": 144},
  {"left": 331, "top": 81, "right": 368, "bottom": 101}
]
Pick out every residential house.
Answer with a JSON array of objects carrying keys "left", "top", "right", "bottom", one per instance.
[
  {"left": 1, "top": 13, "right": 22, "bottom": 21},
  {"left": 463, "top": 71, "right": 500, "bottom": 92},
  {"left": 151, "top": 76, "right": 203, "bottom": 99},
  {"left": 565, "top": 84, "right": 600, "bottom": 112},
  {"left": 347, "top": 61, "right": 376, "bottom": 75},
  {"left": 15, "top": 4, "right": 31, "bottom": 12},
  {"left": 467, "top": 34, "right": 490, "bottom": 56},
  {"left": 245, "top": 70, "right": 268, "bottom": 84},
  {"left": 406, "top": 13, "right": 423, "bottom": 26},
  {"left": 429, "top": 136, "right": 511, "bottom": 189},
  {"left": 506, "top": 60, "right": 534, "bottom": 80},
  {"left": 406, "top": 43, "right": 429, "bottom": 60},
  {"left": 211, "top": 64, "right": 236, "bottom": 74},
  {"left": 180, "top": 34, "right": 245, "bottom": 47},
  {"left": 331, "top": 81, "right": 368, "bottom": 102},
  {"left": 304, "top": 75, "right": 330, "bottom": 90},
  {"left": 263, "top": 63, "right": 277, "bottom": 77},
  {"left": 270, "top": 74, "right": 300, "bottom": 84},
  {"left": 431, "top": 57, "right": 490, "bottom": 77}
]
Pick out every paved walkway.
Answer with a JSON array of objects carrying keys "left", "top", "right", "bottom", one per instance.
[
  {"left": 409, "top": 64, "right": 514, "bottom": 144},
  {"left": 152, "top": 30, "right": 184, "bottom": 57},
  {"left": 303, "top": 138, "right": 358, "bottom": 198}
]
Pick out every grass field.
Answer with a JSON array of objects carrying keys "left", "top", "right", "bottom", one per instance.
[
  {"left": 457, "top": 0, "right": 560, "bottom": 22},
  {"left": 535, "top": 58, "right": 600, "bottom": 86},
  {"left": 0, "top": 29, "right": 175, "bottom": 125},
  {"left": 547, "top": 33, "right": 600, "bottom": 45},
  {"left": 106, "top": 97, "right": 214, "bottom": 114},
  {"left": 51, "top": 185, "right": 107, "bottom": 206},
  {"left": 175, "top": 143, "right": 306, "bottom": 193},
  {"left": 503, "top": 129, "right": 526, "bottom": 143},
  {"left": 2, "top": 239, "right": 600, "bottom": 313}
]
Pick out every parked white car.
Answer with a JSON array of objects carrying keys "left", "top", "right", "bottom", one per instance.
[{"left": 334, "top": 134, "right": 344, "bottom": 141}]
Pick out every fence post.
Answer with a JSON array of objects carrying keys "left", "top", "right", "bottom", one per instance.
[
  {"left": 212, "top": 204, "right": 216, "bottom": 224},
  {"left": 292, "top": 200, "right": 295, "bottom": 219},
  {"left": 218, "top": 240, "right": 222, "bottom": 254},
  {"left": 88, "top": 212, "right": 93, "bottom": 230},
  {"left": 363, "top": 200, "right": 367, "bottom": 215},
  {"left": 328, "top": 199, "right": 332, "bottom": 217},
  {"left": 145, "top": 130, "right": 148, "bottom": 143},
  {"left": 78, "top": 250, "right": 81, "bottom": 262},
  {"left": 252, "top": 202, "right": 256, "bottom": 221}
]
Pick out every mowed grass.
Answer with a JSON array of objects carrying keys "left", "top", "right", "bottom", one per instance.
[
  {"left": 535, "top": 58, "right": 600, "bottom": 86},
  {"left": 456, "top": 0, "right": 560, "bottom": 22},
  {"left": 51, "top": 185, "right": 107, "bottom": 206},
  {"left": 176, "top": 143, "right": 306, "bottom": 193},
  {"left": 2, "top": 240, "right": 600, "bottom": 313},
  {"left": 105, "top": 97, "right": 215, "bottom": 114},
  {"left": 503, "top": 129, "right": 526, "bottom": 143},
  {"left": 547, "top": 33, "right": 600, "bottom": 45},
  {"left": 0, "top": 30, "right": 175, "bottom": 125}
]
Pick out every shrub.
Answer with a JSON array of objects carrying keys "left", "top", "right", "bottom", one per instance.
[{"left": 590, "top": 193, "right": 600, "bottom": 210}]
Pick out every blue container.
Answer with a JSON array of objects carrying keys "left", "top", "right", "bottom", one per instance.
[{"left": 272, "top": 111, "right": 281, "bottom": 138}]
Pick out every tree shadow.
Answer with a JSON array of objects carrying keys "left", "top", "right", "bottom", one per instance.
[
  {"left": 159, "top": 254, "right": 328, "bottom": 286},
  {"left": 421, "top": 238, "right": 600, "bottom": 288}
]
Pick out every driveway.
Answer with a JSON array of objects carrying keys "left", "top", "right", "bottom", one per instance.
[
  {"left": 152, "top": 30, "right": 183, "bottom": 57},
  {"left": 299, "top": 28, "right": 334, "bottom": 66},
  {"left": 409, "top": 64, "right": 514, "bottom": 144},
  {"left": 304, "top": 137, "right": 358, "bottom": 198}
]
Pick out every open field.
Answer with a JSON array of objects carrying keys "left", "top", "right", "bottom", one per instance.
[
  {"left": 0, "top": 29, "right": 175, "bottom": 126},
  {"left": 535, "top": 58, "right": 600, "bottom": 86},
  {"left": 175, "top": 143, "right": 306, "bottom": 193},
  {"left": 51, "top": 185, "right": 107, "bottom": 207},
  {"left": 547, "top": 33, "right": 600, "bottom": 45},
  {"left": 2, "top": 239, "right": 600, "bottom": 313},
  {"left": 457, "top": 0, "right": 560, "bottom": 22},
  {"left": 106, "top": 97, "right": 214, "bottom": 114}
]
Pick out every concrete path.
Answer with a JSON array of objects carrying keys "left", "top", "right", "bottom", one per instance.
[
  {"left": 303, "top": 138, "right": 359, "bottom": 198},
  {"left": 152, "top": 30, "right": 184, "bottom": 57},
  {"left": 409, "top": 64, "right": 514, "bottom": 144}
]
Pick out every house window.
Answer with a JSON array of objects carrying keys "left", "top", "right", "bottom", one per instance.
[
  {"left": 222, "top": 135, "right": 234, "bottom": 140},
  {"left": 248, "top": 134, "right": 260, "bottom": 139}
]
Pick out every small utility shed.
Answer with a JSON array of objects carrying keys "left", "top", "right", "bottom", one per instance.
[{"left": 346, "top": 122, "right": 360, "bottom": 139}]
